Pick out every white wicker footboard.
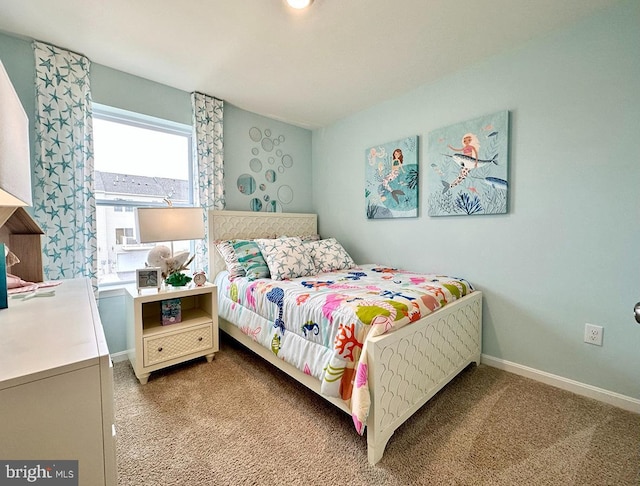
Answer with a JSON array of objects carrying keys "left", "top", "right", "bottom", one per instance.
[{"left": 366, "top": 290, "right": 482, "bottom": 464}]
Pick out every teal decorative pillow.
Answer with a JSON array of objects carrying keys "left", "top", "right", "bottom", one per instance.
[
  {"left": 231, "top": 239, "right": 269, "bottom": 280},
  {"left": 305, "top": 238, "right": 356, "bottom": 273},
  {"left": 255, "top": 237, "right": 316, "bottom": 280}
]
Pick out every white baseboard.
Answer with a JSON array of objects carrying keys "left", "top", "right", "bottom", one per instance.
[
  {"left": 110, "top": 350, "right": 130, "bottom": 363},
  {"left": 481, "top": 354, "right": 640, "bottom": 414}
]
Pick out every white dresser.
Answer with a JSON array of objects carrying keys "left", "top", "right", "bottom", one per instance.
[{"left": 0, "top": 278, "right": 116, "bottom": 486}]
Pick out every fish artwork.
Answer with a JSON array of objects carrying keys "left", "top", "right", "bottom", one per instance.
[
  {"left": 271, "top": 333, "right": 281, "bottom": 356},
  {"left": 447, "top": 153, "right": 499, "bottom": 169},
  {"left": 441, "top": 153, "right": 498, "bottom": 193},
  {"left": 427, "top": 110, "right": 509, "bottom": 216},
  {"left": 482, "top": 177, "right": 508, "bottom": 190}
]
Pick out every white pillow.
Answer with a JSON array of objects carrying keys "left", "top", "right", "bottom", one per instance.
[
  {"left": 305, "top": 238, "right": 356, "bottom": 273},
  {"left": 255, "top": 237, "right": 317, "bottom": 280}
]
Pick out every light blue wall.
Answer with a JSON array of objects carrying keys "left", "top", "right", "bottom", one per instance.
[
  {"left": 98, "top": 292, "right": 127, "bottom": 353},
  {"left": 91, "top": 63, "right": 192, "bottom": 125},
  {"left": 312, "top": 0, "right": 640, "bottom": 400}
]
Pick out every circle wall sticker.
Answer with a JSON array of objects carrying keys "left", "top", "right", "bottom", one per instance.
[
  {"left": 249, "top": 127, "right": 262, "bottom": 142},
  {"left": 282, "top": 154, "right": 293, "bottom": 168},
  {"left": 237, "top": 174, "right": 256, "bottom": 195},
  {"left": 261, "top": 138, "right": 274, "bottom": 152},
  {"left": 265, "top": 169, "right": 276, "bottom": 183},
  {"left": 278, "top": 185, "right": 294, "bottom": 204},
  {"left": 249, "top": 158, "right": 262, "bottom": 172},
  {"left": 250, "top": 198, "right": 263, "bottom": 211}
]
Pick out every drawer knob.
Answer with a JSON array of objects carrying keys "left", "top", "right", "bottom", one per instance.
[
  {"left": 198, "top": 337, "right": 203, "bottom": 342},
  {"left": 158, "top": 347, "right": 163, "bottom": 352}
]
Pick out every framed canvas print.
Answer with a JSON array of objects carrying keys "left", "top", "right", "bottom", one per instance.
[
  {"left": 365, "top": 135, "right": 419, "bottom": 219},
  {"left": 427, "top": 111, "right": 509, "bottom": 216},
  {"left": 136, "top": 267, "right": 161, "bottom": 293}
]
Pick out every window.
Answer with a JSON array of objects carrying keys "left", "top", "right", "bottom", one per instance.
[
  {"left": 93, "top": 104, "right": 193, "bottom": 286},
  {"left": 115, "top": 227, "right": 134, "bottom": 245}
]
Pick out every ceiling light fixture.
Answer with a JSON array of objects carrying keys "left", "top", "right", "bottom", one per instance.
[{"left": 287, "top": 0, "right": 313, "bottom": 9}]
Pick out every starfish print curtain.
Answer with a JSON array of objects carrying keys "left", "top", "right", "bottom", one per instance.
[
  {"left": 191, "top": 92, "right": 224, "bottom": 275},
  {"left": 33, "top": 41, "right": 96, "bottom": 288}
]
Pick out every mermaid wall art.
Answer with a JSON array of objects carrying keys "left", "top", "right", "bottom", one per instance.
[
  {"left": 365, "top": 135, "right": 419, "bottom": 219},
  {"left": 427, "top": 111, "right": 509, "bottom": 216}
]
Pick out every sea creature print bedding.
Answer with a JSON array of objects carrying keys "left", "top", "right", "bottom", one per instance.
[{"left": 215, "top": 264, "right": 474, "bottom": 435}]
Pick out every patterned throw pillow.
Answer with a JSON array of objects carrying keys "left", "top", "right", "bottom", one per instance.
[
  {"left": 231, "top": 239, "right": 270, "bottom": 280},
  {"left": 305, "top": 238, "right": 356, "bottom": 273},
  {"left": 214, "top": 240, "right": 245, "bottom": 280},
  {"left": 255, "top": 237, "right": 317, "bottom": 280}
]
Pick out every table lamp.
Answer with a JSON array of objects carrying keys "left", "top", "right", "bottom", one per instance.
[{"left": 135, "top": 206, "right": 205, "bottom": 283}]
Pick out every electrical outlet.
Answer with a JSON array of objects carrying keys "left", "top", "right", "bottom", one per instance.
[{"left": 584, "top": 323, "right": 603, "bottom": 346}]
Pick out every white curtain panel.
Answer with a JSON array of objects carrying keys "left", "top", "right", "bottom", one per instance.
[
  {"left": 33, "top": 41, "right": 96, "bottom": 289},
  {"left": 191, "top": 92, "right": 224, "bottom": 276}
]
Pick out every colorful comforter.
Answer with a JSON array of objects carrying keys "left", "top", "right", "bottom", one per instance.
[{"left": 214, "top": 264, "right": 474, "bottom": 434}]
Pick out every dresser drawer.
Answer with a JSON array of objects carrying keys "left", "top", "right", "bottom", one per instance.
[{"left": 144, "top": 323, "right": 213, "bottom": 367}]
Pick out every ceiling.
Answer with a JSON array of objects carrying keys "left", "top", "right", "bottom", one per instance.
[{"left": 0, "top": 0, "right": 619, "bottom": 128}]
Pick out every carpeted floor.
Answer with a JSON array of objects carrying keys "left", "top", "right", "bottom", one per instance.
[{"left": 114, "top": 336, "right": 640, "bottom": 485}]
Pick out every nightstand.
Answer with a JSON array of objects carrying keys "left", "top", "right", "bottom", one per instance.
[{"left": 125, "top": 283, "right": 218, "bottom": 384}]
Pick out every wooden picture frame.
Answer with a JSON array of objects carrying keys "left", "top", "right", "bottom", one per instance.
[{"left": 136, "top": 267, "right": 161, "bottom": 293}]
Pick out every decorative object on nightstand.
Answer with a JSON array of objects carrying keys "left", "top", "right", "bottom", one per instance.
[
  {"left": 136, "top": 267, "right": 161, "bottom": 294},
  {"left": 125, "top": 283, "right": 218, "bottom": 384},
  {"left": 165, "top": 271, "right": 192, "bottom": 287},
  {"left": 193, "top": 271, "right": 207, "bottom": 287},
  {"left": 136, "top": 204, "right": 205, "bottom": 284}
]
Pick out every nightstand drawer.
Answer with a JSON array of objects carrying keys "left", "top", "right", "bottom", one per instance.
[{"left": 144, "top": 323, "right": 213, "bottom": 367}]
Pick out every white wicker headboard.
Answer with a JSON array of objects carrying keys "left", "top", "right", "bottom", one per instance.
[{"left": 209, "top": 210, "right": 318, "bottom": 276}]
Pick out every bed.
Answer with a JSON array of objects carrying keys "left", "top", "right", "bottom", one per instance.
[{"left": 209, "top": 210, "right": 482, "bottom": 465}]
